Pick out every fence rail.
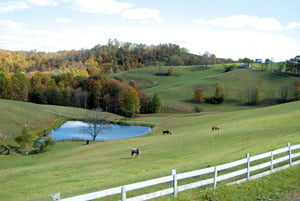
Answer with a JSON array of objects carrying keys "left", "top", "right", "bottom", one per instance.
[{"left": 51, "top": 143, "right": 300, "bottom": 201}]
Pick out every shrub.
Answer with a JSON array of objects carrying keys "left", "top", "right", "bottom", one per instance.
[
  {"left": 224, "top": 65, "right": 235, "bottom": 72},
  {"left": 194, "top": 106, "right": 204, "bottom": 113}
]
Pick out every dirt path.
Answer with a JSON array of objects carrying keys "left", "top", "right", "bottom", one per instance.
[{"left": 44, "top": 109, "right": 81, "bottom": 119}]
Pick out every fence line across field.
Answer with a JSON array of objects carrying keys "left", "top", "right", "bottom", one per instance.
[{"left": 51, "top": 142, "right": 300, "bottom": 201}]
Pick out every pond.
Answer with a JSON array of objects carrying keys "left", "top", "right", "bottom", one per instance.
[{"left": 50, "top": 121, "right": 152, "bottom": 141}]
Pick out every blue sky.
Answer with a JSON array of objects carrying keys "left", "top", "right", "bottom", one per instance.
[{"left": 0, "top": 0, "right": 300, "bottom": 61}]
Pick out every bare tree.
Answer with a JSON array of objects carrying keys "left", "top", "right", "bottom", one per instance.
[{"left": 82, "top": 108, "right": 112, "bottom": 141}]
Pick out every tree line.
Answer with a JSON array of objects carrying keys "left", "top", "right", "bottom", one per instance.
[
  {"left": 0, "top": 71, "right": 161, "bottom": 117},
  {"left": 193, "top": 81, "right": 300, "bottom": 107},
  {"left": 0, "top": 39, "right": 220, "bottom": 75},
  {"left": 285, "top": 61, "right": 300, "bottom": 75}
]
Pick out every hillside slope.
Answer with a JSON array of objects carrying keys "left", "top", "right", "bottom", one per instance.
[
  {"left": 113, "top": 65, "right": 299, "bottom": 112},
  {"left": 0, "top": 99, "right": 121, "bottom": 144},
  {"left": 0, "top": 101, "right": 299, "bottom": 201}
]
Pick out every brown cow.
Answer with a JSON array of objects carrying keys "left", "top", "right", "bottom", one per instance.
[
  {"left": 162, "top": 130, "right": 172, "bottom": 135},
  {"left": 212, "top": 126, "right": 219, "bottom": 131}
]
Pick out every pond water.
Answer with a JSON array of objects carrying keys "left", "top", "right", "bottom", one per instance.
[{"left": 50, "top": 121, "right": 151, "bottom": 141}]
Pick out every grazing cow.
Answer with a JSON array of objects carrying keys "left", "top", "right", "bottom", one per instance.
[
  {"left": 212, "top": 126, "right": 220, "bottom": 131},
  {"left": 162, "top": 130, "right": 172, "bottom": 135},
  {"left": 131, "top": 148, "right": 140, "bottom": 158}
]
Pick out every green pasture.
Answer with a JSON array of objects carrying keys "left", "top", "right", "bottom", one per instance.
[
  {"left": 1, "top": 65, "right": 300, "bottom": 201},
  {"left": 0, "top": 99, "right": 121, "bottom": 144},
  {"left": 166, "top": 165, "right": 300, "bottom": 201},
  {"left": 0, "top": 100, "right": 299, "bottom": 201},
  {"left": 113, "top": 65, "right": 298, "bottom": 112}
]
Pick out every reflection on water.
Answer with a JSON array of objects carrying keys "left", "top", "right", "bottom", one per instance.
[{"left": 50, "top": 121, "right": 151, "bottom": 141}]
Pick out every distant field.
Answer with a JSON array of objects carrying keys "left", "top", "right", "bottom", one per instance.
[
  {"left": 0, "top": 99, "right": 299, "bottom": 201},
  {"left": 113, "top": 65, "right": 299, "bottom": 112}
]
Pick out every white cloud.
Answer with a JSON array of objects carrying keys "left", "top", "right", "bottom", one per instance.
[
  {"left": 193, "top": 19, "right": 207, "bottom": 25},
  {"left": 183, "top": 30, "right": 299, "bottom": 61},
  {"left": 0, "top": 18, "right": 299, "bottom": 61},
  {"left": 0, "top": 1, "right": 29, "bottom": 13},
  {"left": 67, "top": 0, "right": 133, "bottom": 14},
  {"left": 287, "top": 21, "right": 300, "bottom": 29},
  {"left": 121, "top": 8, "right": 164, "bottom": 23},
  {"left": 0, "top": 20, "right": 24, "bottom": 33},
  {"left": 56, "top": 18, "right": 71, "bottom": 23},
  {"left": 194, "top": 14, "right": 283, "bottom": 32},
  {"left": 28, "top": 0, "right": 58, "bottom": 6}
]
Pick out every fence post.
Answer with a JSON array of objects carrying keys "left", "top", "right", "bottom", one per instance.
[
  {"left": 245, "top": 153, "right": 250, "bottom": 180},
  {"left": 287, "top": 143, "right": 292, "bottom": 166},
  {"left": 121, "top": 186, "right": 126, "bottom": 201},
  {"left": 270, "top": 151, "right": 274, "bottom": 173},
  {"left": 49, "top": 193, "right": 61, "bottom": 201},
  {"left": 213, "top": 166, "right": 218, "bottom": 189},
  {"left": 171, "top": 169, "right": 178, "bottom": 197}
]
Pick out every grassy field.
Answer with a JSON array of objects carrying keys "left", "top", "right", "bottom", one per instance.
[
  {"left": 0, "top": 65, "right": 300, "bottom": 201},
  {"left": 0, "top": 99, "right": 121, "bottom": 144},
  {"left": 113, "top": 65, "right": 299, "bottom": 112},
  {"left": 166, "top": 165, "right": 300, "bottom": 201},
  {"left": 0, "top": 100, "right": 299, "bottom": 201}
]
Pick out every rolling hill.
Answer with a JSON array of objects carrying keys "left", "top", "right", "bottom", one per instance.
[
  {"left": 0, "top": 65, "right": 299, "bottom": 201},
  {"left": 112, "top": 65, "right": 299, "bottom": 112},
  {"left": 0, "top": 99, "right": 299, "bottom": 200}
]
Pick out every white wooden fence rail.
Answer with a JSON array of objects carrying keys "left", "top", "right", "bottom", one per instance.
[{"left": 51, "top": 143, "right": 300, "bottom": 201}]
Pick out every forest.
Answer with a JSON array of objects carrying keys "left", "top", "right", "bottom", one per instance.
[
  {"left": 0, "top": 40, "right": 219, "bottom": 116},
  {"left": 0, "top": 39, "right": 221, "bottom": 74},
  {"left": 0, "top": 71, "right": 165, "bottom": 117}
]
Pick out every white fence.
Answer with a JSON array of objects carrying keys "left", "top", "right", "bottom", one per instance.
[{"left": 51, "top": 143, "right": 300, "bottom": 201}]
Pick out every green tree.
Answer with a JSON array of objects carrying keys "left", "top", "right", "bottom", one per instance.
[
  {"left": 12, "top": 72, "right": 29, "bottom": 101},
  {"left": 168, "top": 66, "right": 175, "bottom": 75},
  {"left": 255, "top": 87, "right": 262, "bottom": 104},
  {"left": 168, "top": 55, "right": 183, "bottom": 66},
  {"left": 294, "top": 81, "right": 300, "bottom": 101},
  {"left": 245, "top": 85, "right": 262, "bottom": 105},
  {"left": 0, "top": 74, "right": 12, "bottom": 99},
  {"left": 119, "top": 87, "right": 140, "bottom": 117},
  {"left": 210, "top": 83, "right": 224, "bottom": 104},
  {"left": 29, "top": 85, "right": 47, "bottom": 104},
  {"left": 194, "top": 88, "right": 205, "bottom": 103},
  {"left": 280, "top": 83, "right": 290, "bottom": 102},
  {"left": 15, "top": 127, "right": 34, "bottom": 149},
  {"left": 149, "top": 93, "right": 162, "bottom": 113},
  {"left": 39, "top": 136, "right": 55, "bottom": 152}
]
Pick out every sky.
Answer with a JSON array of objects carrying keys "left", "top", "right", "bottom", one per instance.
[{"left": 0, "top": 0, "right": 300, "bottom": 61}]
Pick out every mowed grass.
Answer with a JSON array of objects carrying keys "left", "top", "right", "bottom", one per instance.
[{"left": 0, "top": 100, "right": 299, "bottom": 201}]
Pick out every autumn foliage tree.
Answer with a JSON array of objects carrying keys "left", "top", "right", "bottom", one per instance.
[
  {"left": 0, "top": 40, "right": 206, "bottom": 75},
  {"left": 194, "top": 88, "right": 205, "bottom": 103},
  {"left": 210, "top": 83, "right": 224, "bottom": 104},
  {"left": 119, "top": 87, "right": 140, "bottom": 117}
]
